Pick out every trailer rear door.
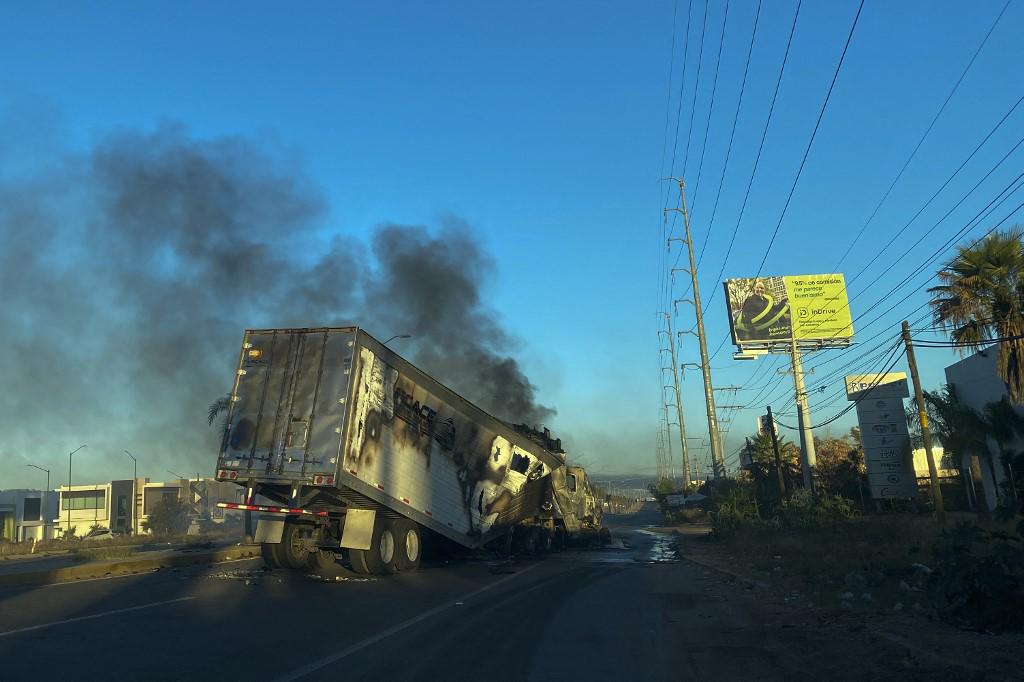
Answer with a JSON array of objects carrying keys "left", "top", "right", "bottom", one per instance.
[{"left": 219, "top": 328, "right": 356, "bottom": 480}]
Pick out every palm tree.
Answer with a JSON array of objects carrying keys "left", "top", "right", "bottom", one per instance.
[
  {"left": 983, "top": 396, "right": 1023, "bottom": 501},
  {"left": 914, "top": 386, "right": 994, "bottom": 509},
  {"left": 208, "top": 394, "right": 231, "bottom": 445},
  {"left": 929, "top": 227, "right": 1024, "bottom": 402},
  {"left": 208, "top": 395, "right": 230, "bottom": 427}
]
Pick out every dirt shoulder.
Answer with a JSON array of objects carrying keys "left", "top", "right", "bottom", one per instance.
[{"left": 655, "top": 521, "right": 1024, "bottom": 679}]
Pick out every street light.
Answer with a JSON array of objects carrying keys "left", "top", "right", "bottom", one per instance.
[
  {"left": 124, "top": 450, "right": 138, "bottom": 536},
  {"left": 67, "top": 444, "right": 87, "bottom": 536},
  {"left": 26, "top": 464, "right": 50, "bottom": 539},
  {"left": 382, "top": 334, "right": 411, "bottom": 345}
]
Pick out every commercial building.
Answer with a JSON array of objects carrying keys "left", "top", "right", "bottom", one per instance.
[
  {"left": 52, "top": 477, "right": 244, "bottom": 537},
  {"left": 55, "top": 480, "right": 138, "bottom": 537},
  {"left": 0, "top": 490, "right": 60, "bottom": 542}
]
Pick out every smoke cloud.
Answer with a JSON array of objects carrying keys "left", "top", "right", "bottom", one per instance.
[{"left": 0, "top": 121, "right": 552, "bottom": 483}]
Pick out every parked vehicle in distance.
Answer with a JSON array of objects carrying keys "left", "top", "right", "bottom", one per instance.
[
  {"left": 82, "top": 528, "right": 117, "bottom": 541},
  {"left": 213, "top": 327, "right": 607, "bottom": 574}
]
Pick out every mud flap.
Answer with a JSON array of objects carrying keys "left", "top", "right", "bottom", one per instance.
[
  {"left": 340, "top": 509, "right": 375, "bottom": 550},
  {"left": 254, "top": 516, "right": 285, "bottom": 544}
]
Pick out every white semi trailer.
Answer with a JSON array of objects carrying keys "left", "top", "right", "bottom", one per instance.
[{"left": 213, "top": 327, "right": 600, "bottom": 574}]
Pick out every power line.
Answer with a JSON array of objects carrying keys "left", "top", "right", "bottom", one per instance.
[
  {"left": 754, "top": 0, "right": 866, "bottom": 276},
  {"left": 695, "top": 0, "right": 762, "bottom": 271},
  {"left": 687, "top": 0, "right": 731, "bottom": 218},
  {"left": 830, "top": 0, "right": 1013, "bottom": 271},
  {"left": 701, "top": 0, "right": 802, "bottom": 314}
]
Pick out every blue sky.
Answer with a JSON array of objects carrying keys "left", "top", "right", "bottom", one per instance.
[{"left": 1, "top": 1, "right": 1022, "bottom": 487}]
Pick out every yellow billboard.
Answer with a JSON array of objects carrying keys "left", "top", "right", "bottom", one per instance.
[{"left": 723, "top": 273, "right": 853, "bottom": 348}]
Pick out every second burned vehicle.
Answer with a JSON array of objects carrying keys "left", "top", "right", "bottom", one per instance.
[{"left": 213, "top": 327, "right": 605, "bottom": 574}]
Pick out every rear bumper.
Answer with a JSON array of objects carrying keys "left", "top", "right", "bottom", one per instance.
[{"left": 217, "top": 502, "right": 328, "bottom": 517}]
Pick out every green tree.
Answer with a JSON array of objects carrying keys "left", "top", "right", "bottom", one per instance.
[
  {"left": 143, "top": 497, "right": 190, "bottom": 536},
  {"left": 929, "top": 226, "right": 1024, "bottom": 402},
  {"left": 983, "top": 396, "right": 1024, "bottom": 503},
  {"left": 911, "top": 385, "right": 996, "bottom": 509},
  {"left": 814, "top": 435, "right": 865, "bottom": 499}
]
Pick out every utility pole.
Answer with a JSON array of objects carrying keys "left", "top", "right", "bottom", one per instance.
[
  {"left": 789, "top": 338, "right": 817, "bottom": 490},
  {"left": 902, "top": 320, "right": 945, "bottom": 524},
  {"left": 661, "top": 316, "right": 691, "bottom": 488},
  {"left": 766, "top": 406, "right": 787, "bottom": 501},
  {"left": 661, "top": 403, "right": 678, "bottom": 486},
  {"left": 666, "top": 178, "right": 725, "bottom": 478}
]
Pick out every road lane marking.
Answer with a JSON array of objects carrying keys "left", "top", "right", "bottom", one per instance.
[
  {"left": 0, "top": 596, "right": 196, "bottom": 638},
  {"left": 275, "top": 562, "right": 544, "bottom": 682}
]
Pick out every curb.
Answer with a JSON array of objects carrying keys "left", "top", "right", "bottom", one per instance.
[{"left": 0, "top": 546, "right": 260, "bottom": 588}]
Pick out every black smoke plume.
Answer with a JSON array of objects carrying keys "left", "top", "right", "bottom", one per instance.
[{"left": 0, "top": 121, "right": 552, "bottom": 482}]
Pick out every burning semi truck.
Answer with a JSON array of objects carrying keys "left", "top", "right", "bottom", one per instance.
[{"left": 213, "top": 327, "right": 605, "bottom": 574}]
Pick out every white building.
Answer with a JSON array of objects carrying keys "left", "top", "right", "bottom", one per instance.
[
  {"left": 55, "top": 480, "right": 139, "bottom": 537},
  {"left": 944, "top": 349, "right": 1019, "bottom": 511},
  {"left": 0, "top": 490, "right": 60, "bottom": 542}
]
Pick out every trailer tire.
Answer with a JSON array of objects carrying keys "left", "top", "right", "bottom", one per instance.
[
  {"left": 534, "top": 527, "right": 552, "bottom": 555},
  {"left": 348, "top": 548, "right": 371, "bottom": 574},
  {"left": 261, "top": 541, "right": 283, "bottom": 569},
  {"left": 515, "top": 527, "right": 538, "bottom": 556},
  {"left": 279, "top": 521, "right": 315, "bottom": 569},
  {"left": 392, "top": 520, "right": 422, "bottom": 572},
  {"left": 307, "top": 548, "right": 336, "bottom": 571},
  {"left": 352, "top": 518, "right": 399, "bottom": 575}
]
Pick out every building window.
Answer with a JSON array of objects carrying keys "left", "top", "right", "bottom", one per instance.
[
  {"left": 144, "top": 488, "right": 181, "bottom": 514},
  {"left": 64, "top": 490, "right": 105, "bottom": 511},
  {"left": 23, "top": 497, "right": 42, "bottom": 522},
  {"left": 117, "top": 495, "right": 129, "bottom": 517}
]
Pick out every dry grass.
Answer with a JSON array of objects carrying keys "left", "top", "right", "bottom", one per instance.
[
  {"left": 715, "top": 514, "right": 1018, "bottom": 613},
  {"left": 76, "top": 546, "right": 137, "bottom": 561}
]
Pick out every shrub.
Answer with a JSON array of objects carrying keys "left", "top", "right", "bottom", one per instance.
[
  {"left": 928, "top": 521, "right": 1024, "bottom": 631},
  {"left": 709, "top": 479, "right": 759, "bottom": 537},
  {"left": 775, "top": 489, "right": 857, "bottom": 528}
]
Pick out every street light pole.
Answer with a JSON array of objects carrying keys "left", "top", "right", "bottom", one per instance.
[
  {"left": 26, "top": 464, "right": 50, "bottom": 540},
  {"left": 124, "top": 450, "right": 138, "bottom": 536},
  {"left": 67, "top": 444, "right": 87, "bottom": 536},
  {"left": 382, "top": 334, "right": 411, "bottom": 345}
]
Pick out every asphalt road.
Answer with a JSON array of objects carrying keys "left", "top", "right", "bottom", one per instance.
[{"left": 0, "top": 505, "right": 960, "bottom": 681}]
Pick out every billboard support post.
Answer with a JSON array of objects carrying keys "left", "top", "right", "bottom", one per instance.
[
  {"left": 902, "top": 320, "right": 945, "bottom": 524},
  {"left": 790, "top": 338, "right": 817, "bottom": 491},
  {"left": 666, "top": 178, "right": 725, "bottom": 479}
]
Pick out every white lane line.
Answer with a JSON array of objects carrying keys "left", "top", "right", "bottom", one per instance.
[
  {"left": 0, "top": 596, "right": 196, "bottom": 638},
  {"left": 275, "top": 562, "right": 544, "bottom": 682}
]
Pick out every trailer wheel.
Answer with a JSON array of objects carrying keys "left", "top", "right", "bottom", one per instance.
[
  {"left": 351, "top": 518, "right": 398, "bottom": 575},
  {"left": 515, "top": 526, "right": 539, "bottom": 556},
  {"left": 307, "top": 548, "right": 336, "bottom": 571},
  {"left": 348, "top": 548, "right": 371, "bottom": 574},
  {"left": 533, "top": 527, "right": 552, "bottom": 555},
  {"left": 391, "top": 520, "right": 422, "bottom": 572},
  {"left": 279, "top": 521, "right": 314, "bottom": 569},
  {"left": 260, "top": 541, "right": 283, "bottom": 569}
]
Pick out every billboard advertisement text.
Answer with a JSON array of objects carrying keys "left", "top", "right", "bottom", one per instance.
[{"left": 723, "top": 273, "right": 853, "bottom": 348}]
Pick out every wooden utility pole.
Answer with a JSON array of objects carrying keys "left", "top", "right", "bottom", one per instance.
[
  {"left": 902, "top": 320, "right": 945, "bottom": 524},
  {"left": 766, "top": 406, "right": 787, "bottom": 501}
]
